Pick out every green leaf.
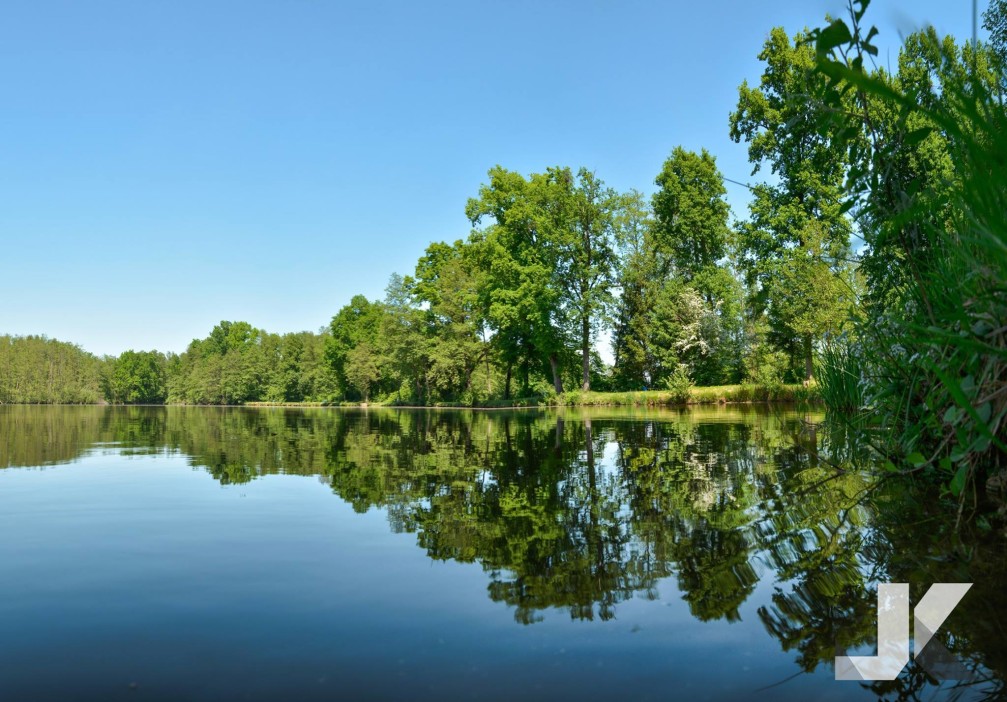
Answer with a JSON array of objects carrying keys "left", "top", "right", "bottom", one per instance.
[
  {"left": 921, "top": 358, "right": 1007, "bottom": 453},
  {"left": 978, "top": 402, "right": 992, "bottom": 424},
  {"left": 906, "top": 451, "right": 927, "bottom": 468},
  {"left": 904, "top": 127, "right": 933, "bottom": 146},
  {"left": 816, "top": 20, "right": 853, "bottom": 55},
  {"left": 949, "top": 465, "right": 969, "bottom": 497},
  {"left": 839, "top": 199, "right": 858, "bottom": 215},
  {"left": 853, "top": 0, "right": 871, "bottom": 22},
  {"left": 961, "top": 374, "right": 976, "bottom": 395}
]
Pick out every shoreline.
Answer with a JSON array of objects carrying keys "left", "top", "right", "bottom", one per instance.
[{"left": 2, "top": 384, "right": 820, "bottom": 410}]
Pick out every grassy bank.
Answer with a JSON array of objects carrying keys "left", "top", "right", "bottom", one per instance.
[
  {"left": 244, "top": 384, "right": 819, "bottom": 409},
  {"left": 244, "top": 401, "right": 336, "bottom": 407},
  {"left": 552, "top": 384, "right": 818, "bottom": 407}
]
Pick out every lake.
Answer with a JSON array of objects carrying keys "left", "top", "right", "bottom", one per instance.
[{"left": 0, "top": 405, "right": 1002, "bottom": 701}]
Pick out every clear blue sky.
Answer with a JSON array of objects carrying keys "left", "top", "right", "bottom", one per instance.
[{"left": 0, "top": 0, "right": 980, "bottom": 356}]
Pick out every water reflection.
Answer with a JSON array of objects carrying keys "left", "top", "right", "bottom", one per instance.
[{"left": 1, "top": 405, "right": 1002, "bottom": 699}]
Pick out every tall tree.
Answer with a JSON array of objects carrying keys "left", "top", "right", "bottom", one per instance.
[
  {"left": 651, "top": 147, "right": 731, "bottom": 287},
  {"left": 613, "top": 150, "right": 742, "bottom": 388},
  {"left": 730, "top": 27, "right": 855, "bottom": 380},
  {"left": 611, "top": 191, "right": 655, "bottom": 388},
  {"left": 555, "top": 169, "right": 621, "bottom": 392},
  {"left": 466, "top": 166, "right": 570, "bottom": 394},
  {"left": 411, "top": 241, "right": 491, "bottom": 401},
  {"left": 325, "top": 295, "right": 385, "bottom": 399},
  {"left": 345, "top": 342, "right": 381, "bottom": 403},
  {"left": 379, "top": 273, "right": 431, "bottom": 403},
  {"left": 466, "top": 165, "right": 622, "bottom": 393},
  {"left": 652, "top": 148, "right": 743, "bottom": 384}
]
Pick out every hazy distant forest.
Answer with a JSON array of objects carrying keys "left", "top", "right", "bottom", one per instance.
[{"left": 3, "top": 2, "right": 1006, "bottom": 489}]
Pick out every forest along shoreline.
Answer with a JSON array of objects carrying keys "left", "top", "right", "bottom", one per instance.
[
  {"left": 241, "top": 384, "right": 820, "bottom": 408},
  {"left": 0, "top": 384, "right": 819, "bottom": 409}
]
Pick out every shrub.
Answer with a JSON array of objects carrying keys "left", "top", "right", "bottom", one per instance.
[{"left": 662, "top": 364, "right": 693, "bottom": 404}]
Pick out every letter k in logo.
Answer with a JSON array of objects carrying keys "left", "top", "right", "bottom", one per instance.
[{"left": 835, "top": 583, "right": 973, "bottom": 681}]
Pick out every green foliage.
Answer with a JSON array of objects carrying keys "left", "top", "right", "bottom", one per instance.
[
  {"left": 325, "top": 295, "right": 385, "bottom": 397},
  {"left": 648, "top": 281, "right": 720, "bottom": 385},
  {"left": 661, "top": 364, "right": 693, "bottom": 404},
  {"left": 556, "top": 384, "right": 817, "bottom": 407},
  {"left": 555, "top": 169, "right": 622, "bottom": 392},
  {"left": 466, "top": 165, "right": 629, "bottom": 394},
  {"left": 104, "top": 350, "right": 167, "bottom": 404},
  {"left": 810, "top": 0, "right": 1007, "bottom": 499},
  {"left": 730, "top": 27, "right": 856, "bottom": 380},
  {"left": 652, "top": 147, "right": 731, "bottom": 284},
  {"left": 985, "top": 0, "right": 1007, "bottom": 74},
  {"left": 410, "top": 245, "right": 490, "bottom": 402},
  {"left": 166, "top": 321, "right": 338, "bottom": 405},
  {"left": 815, "top": 338, "right": 864, "bottom": 414},
  {"left": 344, "top": 342, "right": 381, "bottom": 402},
  {"left": 613, "top": 148, "right": 742, "bottom": 390},
  {"left": 741, "top": 318, "right": 789, "bottom": 389},
  {"left": 610, "top": 191, "right": 656, "bottom": 388},
  {"left": 0, "top": 335, "right": 103, "bottom": 404},
  {"left": 465, "top": 166, "right": 571, "bottom": 395}
]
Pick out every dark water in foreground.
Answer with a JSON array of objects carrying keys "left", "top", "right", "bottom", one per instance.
[{"left": 0, "top": 406, "right": 1003, "bottom": 701}]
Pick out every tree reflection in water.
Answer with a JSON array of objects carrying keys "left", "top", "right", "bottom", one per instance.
[{"left": 1, "top": 404, "right": 1002, "bottom": 699}]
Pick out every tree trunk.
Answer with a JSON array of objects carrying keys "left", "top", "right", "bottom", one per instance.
[
  {"left": 581, "top": 313, "right": 591, "bottom": 391},
  {"left": 804, "top": 335, "right": 814, "bottom": 382},
  {"left": 549, "top": 353, "right": 564, "bottom": 394},
  {"left": 584, "top": 418, "right": 596, "bottom": 584},
  {"left": 463, "top": 362, "right": 475, "bottom": 395},
  {"left": 504, "top": 361, "right": 512, "bottom": 400}
]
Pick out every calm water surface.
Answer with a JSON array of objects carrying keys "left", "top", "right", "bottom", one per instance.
[{"left": 0, "top": 406, "right": 1003, "bottom": 701}]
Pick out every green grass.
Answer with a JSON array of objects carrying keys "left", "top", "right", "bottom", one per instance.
[
  {"left": 554, "top": 384, "right": 819, "bottom": 407},
  {"left": 816, "top": 341, "right": 864, "bottom": 414},
  {"left": 244, "top": 401, "right": 338, "bottom": 407},
  {"left": 243, "top": 386, "right": 819, "bottom": 409}
]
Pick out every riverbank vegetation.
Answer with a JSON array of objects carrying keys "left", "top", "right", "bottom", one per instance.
[
  {"left": 2, "top": 1, "right": 1004, "bottom": 503},
  {"left": 806, "top": 0, "right": 1007, "bottom": 503}
]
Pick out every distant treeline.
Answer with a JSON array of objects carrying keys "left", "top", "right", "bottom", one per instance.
[
  {"left": 1, "top": 329, "right": 336, "bottom": 406},
  {"left": 0, "top": 336, "right": 104, "bottom": 404}
]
